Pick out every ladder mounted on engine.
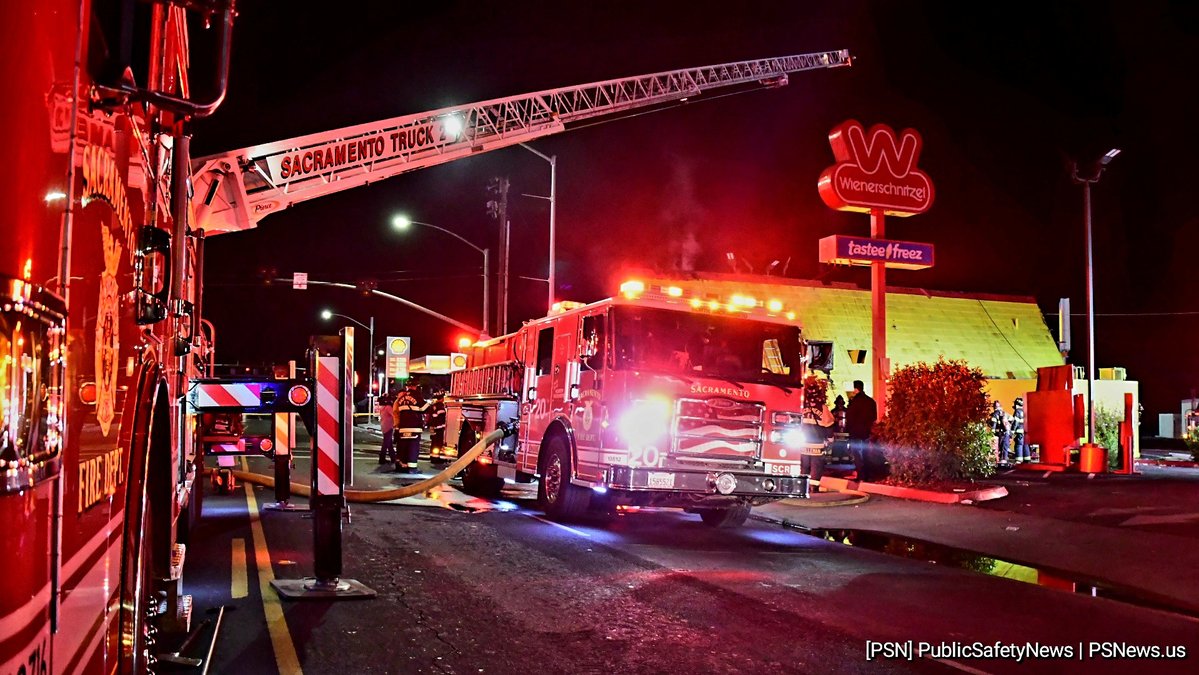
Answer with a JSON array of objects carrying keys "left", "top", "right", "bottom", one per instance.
[
  {"left": 451, "top": 361, "right": 523, "bottom": 398},
  {"left": 190, "top": 50, "right": 851, "bottom": 234}
]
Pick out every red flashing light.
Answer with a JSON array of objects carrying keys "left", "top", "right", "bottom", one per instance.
[
  {"left": 259, "top": 438, "right": 274, "bottom": 452},
  {"left": 288, "top": 385, "right": 312, "bottom": 407}
]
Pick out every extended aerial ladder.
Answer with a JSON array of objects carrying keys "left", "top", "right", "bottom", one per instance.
[{"left": 190, "top": 50, "right": 851, "bottom": 233}]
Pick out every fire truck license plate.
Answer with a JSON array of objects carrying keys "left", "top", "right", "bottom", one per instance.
[
  {"left": 768, "top": 463, "right": 801, "bottom": 477},
  {"left": 647, "top": 472, "right": 675, "bottom": 489}
]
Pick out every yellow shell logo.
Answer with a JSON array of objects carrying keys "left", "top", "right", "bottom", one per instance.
[
  {"left": 390, "top": 338, "right": 408, "bottom": 353},
  {"left": 452, "top": 354, "right": 467, "bottom": 368}
]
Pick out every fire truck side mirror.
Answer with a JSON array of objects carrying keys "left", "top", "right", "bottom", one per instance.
[
  {"left": 134, "top": 225, "right": 171, "bottom": 325},
  {"left": 806, "top": 341, "right": 835, "bottom": 373}
]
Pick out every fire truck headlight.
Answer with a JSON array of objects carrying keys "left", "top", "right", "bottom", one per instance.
[
  {"left": 618, "top": 397, "right": 672, "bottom": 447},
  {"left": 770, "top": 428, "right": 807, "bottom": 449}
]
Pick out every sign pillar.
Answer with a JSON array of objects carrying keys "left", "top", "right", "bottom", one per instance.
[
  {"left": 271, "top": 333, "right": 375, "bottom": 600},
  {"left": 871, "top": 209, "right": 888, "bottom": 418}
]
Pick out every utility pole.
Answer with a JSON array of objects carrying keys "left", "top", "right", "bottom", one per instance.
[
  {"left": 487, "top": 177, "right": 510, "bottom": 334},
  {"left": 518, "top": 143, "right": 558, "bottom": 314}
]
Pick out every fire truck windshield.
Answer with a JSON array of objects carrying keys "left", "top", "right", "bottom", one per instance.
[{"left": 613, "top": 306, "right": 804, "bottom": 385}]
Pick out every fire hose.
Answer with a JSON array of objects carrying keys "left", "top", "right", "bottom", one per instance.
[{"left": 220, "top": 423, "right": 515, "bottom": 504}]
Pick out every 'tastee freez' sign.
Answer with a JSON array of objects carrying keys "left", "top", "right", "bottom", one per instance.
[{"left": 818, "top": 235, "right": 934, "bottom": 270}]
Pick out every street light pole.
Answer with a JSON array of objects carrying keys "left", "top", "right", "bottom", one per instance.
[
  {"left": 393, "top": 216, "right": 490, "bottom": 337},
  {"left": 1071, "top": 147, "right": 1120, "bottom": 445},
  {"left": 519, "top": 143, "right": 557, "bottom": 314},
  {"left": 320, "top": 309, "right": 375, "bottom": 421}
]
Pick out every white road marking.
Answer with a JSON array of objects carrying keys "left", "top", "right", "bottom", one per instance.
[{"left": 526, "top": 514, "right": 591, "bottom": 538}]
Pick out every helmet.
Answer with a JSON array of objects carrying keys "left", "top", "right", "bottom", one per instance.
[{"left": 1014, "top": 397, "right": 1024, "bottom": 406}]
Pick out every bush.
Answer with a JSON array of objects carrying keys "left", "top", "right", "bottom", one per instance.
[
  {"left": 875, "top": 359, "right": 994, "bottom": 485},
  {"left": 1185, "top": 426, "right": 1199, "bottom": 463},
  {"left": 1092, "top": 405, "right": 1122, "bottom": 470}
]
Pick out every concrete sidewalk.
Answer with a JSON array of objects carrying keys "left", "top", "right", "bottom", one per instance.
[{"left": 754, "top": 494, "right": 1199, "bottom": 616}]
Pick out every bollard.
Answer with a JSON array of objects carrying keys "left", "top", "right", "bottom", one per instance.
[{"left": 272, "top": 331, "right": 375, "bottom": 600}]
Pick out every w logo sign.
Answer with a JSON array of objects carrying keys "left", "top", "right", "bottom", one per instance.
[{"left": 817, "top": 120, "right": 934, "bottom": 216}]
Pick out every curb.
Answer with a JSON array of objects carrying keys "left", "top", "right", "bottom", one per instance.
[
  {"left": 1136, "top": 458, "right": 1199, "bottom": 469},
  {"left": 818, "top": 476, "right": 1008, "bottom": 504}
]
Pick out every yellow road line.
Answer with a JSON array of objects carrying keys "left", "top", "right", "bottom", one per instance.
[
  {"left": 231, "top": 538, "right": 248, "bottom": 599},
  {"left": 244, "top": 482, "right": 304, "bottom": 674}
]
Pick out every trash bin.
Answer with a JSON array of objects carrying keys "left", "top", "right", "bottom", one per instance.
[{"left": 1079, "top": 443, "right": 1107, "bottom": 473}]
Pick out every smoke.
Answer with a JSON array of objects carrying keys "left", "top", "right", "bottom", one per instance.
[{"left": 659, "top": 158, "right": 707, "bottom": 273}]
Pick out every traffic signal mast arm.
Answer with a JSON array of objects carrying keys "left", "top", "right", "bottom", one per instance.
[{"left": 191, "top": 50, "right": 850, "bottom": 234}]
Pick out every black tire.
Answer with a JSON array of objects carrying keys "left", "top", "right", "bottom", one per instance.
[
  {"left": 698, "top": 502, "right": 752, "bottom": 528},
  {"left": 461, "top": 461, "right": 503, "bottom": 498},
  {"left": 538, "top": 434, "right": 590, "bottom": 520},
  {"left": 458, "top": 425, "right": 503, "bottom": 497},
  {"left": 178, "top": 454, "right": 204, "bottom": 546}
]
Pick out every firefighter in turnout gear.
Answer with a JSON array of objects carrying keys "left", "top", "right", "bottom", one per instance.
[
  {"left": 1010, "top": 397, "right": 1029, "bottom": 463},
  {"left": 428, "top": 392, "right": 447, "bottom": 458},
  {"left": 393, "top": 383, "right": 432, "bottom": 473},
  {"left": 990, "top": 400, "right": 1012, "bottom": 466}
]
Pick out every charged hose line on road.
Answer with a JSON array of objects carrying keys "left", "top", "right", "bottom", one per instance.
[
  {"left": 223, "top": 426, "right": 510, "bottom": 504},
  {"left": 792, "top": 488, "right": 870, "bottom": 507}
]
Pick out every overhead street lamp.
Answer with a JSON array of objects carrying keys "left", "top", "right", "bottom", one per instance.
[
  {"left": 1071, "top": 147, "right": 1121, "bottom": 446},
  {"left": 518, "top": 143, "right": 558, "bottom": 315},
  {"left": 393, "top": 215, "right": 490, "bottom": 337},
  {"left": 321, "top": 309, "right": 376, "bottom": 420}
]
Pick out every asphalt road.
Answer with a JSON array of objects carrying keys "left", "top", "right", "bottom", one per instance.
[{"left": 178, "top": 444, "right": 1199, "bottom": 675}]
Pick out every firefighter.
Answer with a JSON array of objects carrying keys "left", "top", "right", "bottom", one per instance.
[
  {"left": 1010, "top": 397, "right": 1029, "bottom": 463},
  {"left": 428, "top": 390, "right": 447, "bottom": 457},
  {"left": 393, "top": 383, "right": 431, "bottom": 473},
  {"left": 831, "top": 395, "right": 847, "bottom": 434},
  {"left": 990, "top": 400, "right": 1012, "bottom": 466}
]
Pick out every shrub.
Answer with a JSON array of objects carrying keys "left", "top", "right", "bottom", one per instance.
[
  {"left": 1092, "top": 405, "right": 1122, "bottom": 470},
  {"left": 874, "top": 358, "right": 994, "bottom": 484},
  {"left": 1185, "top": 426, "right": 1199, "bottom": 463}
]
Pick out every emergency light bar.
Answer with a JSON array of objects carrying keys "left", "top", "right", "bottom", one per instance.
[{"left": 619, "top": 279, "right": 798, "bottom": 323}]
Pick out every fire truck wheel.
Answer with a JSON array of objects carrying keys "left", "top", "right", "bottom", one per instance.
[
  {"left": 697, "top": 502, "right": 752, "bottom": 528},
  {"left": 539, "top": 434, "right": 590, "bottom": 520},
  {"left": 462, "top": 461, "right": 503, "bottom": 498}
]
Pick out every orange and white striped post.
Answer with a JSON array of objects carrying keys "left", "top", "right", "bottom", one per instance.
[
  {"left": 270, "top": 360, "right": 300, "bottom": 509},
  {"left": 275, "top": 331, "right": 375, "bottom": 599}
]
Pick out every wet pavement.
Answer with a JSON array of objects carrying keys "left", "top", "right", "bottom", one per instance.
[{"left": 179, "top": 431, "right": 1199, "bottom": 674}]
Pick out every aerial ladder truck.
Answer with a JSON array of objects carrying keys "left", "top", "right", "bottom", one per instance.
[{"left": 185, "top": 50, "right": 852, "bottom": 527}]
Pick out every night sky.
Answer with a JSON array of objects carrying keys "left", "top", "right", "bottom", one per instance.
[{"left": 192, "top": 1, "right": 1199, "bottom": 415}]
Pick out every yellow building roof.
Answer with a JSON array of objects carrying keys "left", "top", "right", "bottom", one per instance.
[{"left": 647, "top": 273, "right": 1064, "bottom": 390}]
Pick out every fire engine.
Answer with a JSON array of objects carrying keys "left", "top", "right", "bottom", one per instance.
[
  {"left": 2, "top": 1, "right": 236, "bottom": 673},
  {"left": 445, "top": 281, "right": 834, "bottom": 527},
  {"left": 2, "top": 0, "right": 849, "bottom": 668}
]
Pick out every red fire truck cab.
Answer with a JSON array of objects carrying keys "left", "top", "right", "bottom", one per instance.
[{"left": 445, "top": 281, "right": 831, "bottom": 527}]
